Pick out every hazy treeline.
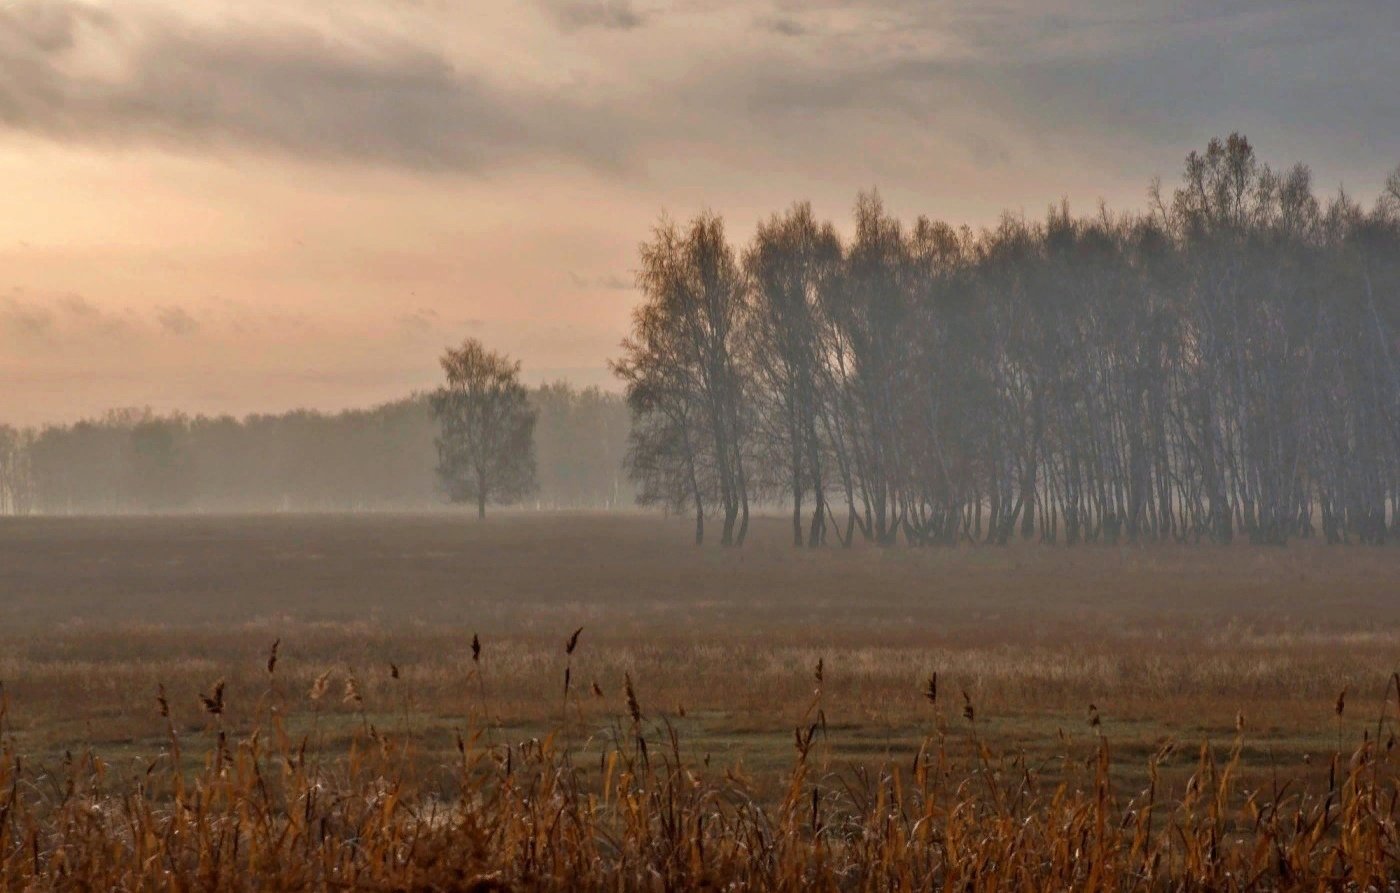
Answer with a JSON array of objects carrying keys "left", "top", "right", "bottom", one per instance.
[
  {"left": 617, "top": 135, "right": 1400, "bottom": 546},
  {"left": 0, "top": 383, "right": 631, "bottom": 514}
]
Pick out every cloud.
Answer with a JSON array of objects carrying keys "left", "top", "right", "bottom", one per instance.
[
  {"left": 538, "top": 0, "right": 647, "bottom": 32},
  {"left": 0, "top": 0, "right": 629, "bottom": 172},
  {"left": 0, "top": 291, "right": 218, "bottom": 343},
  {"left": 0, "top": 295, "right": 54, "bottom": 338},
  {"left": 397, "top": 307, "right": 441, "bottom": 337},
  {"left": 0, "top": 0, "right": 1396, "bottom": 200},
  {"left": 398, "top": 308, "right": 488, "bottom": 343},
  {"left": 569, "top": 271, "right": 633, "bottom": 291},
  {"left": 0, "top": 290, "right": 138, "bottom": 341},
  {"left": 156, "top": 305, "right": 200, "bottom": 336},
  {"left": 677, "top": 0, "right": 1400, "bottom": 187},
  {"left": 756, "top": 16, "right": 807, "bottom": 38}
]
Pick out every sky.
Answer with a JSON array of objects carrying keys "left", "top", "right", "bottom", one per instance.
[{"left": 1, "top": 0, "right": 1397, "bottom": 425}]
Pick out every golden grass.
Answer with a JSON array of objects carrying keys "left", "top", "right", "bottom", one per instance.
[
  {"left": 1, "top": 514, "right": 1399, "bottom": 886},
  {"left": 2, "top": 635, "right": 1400, "bottom": 889}
]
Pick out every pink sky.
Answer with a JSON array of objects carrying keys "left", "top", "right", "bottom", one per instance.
[{"left": 1, "top": 0, "right": 1396, "bottom": 425}]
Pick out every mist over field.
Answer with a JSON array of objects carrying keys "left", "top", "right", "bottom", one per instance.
[
  {"left": 1, "top": 0, "right": 1399, "bottom": 888},
  {"left": 0, "top": 385, "right": 632, "bottom": 513}
]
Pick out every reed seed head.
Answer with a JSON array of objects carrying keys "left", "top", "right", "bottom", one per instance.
[{"left": 200, "top": 680, "right": 225, "bottom": 716}]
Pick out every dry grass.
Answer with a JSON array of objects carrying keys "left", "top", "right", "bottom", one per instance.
[
  {"left": 2, "top": 631, "right": 1400, "bottom": 888},
  {"left": 1, "top": 513, "right": 1399, "bottom": 886}
]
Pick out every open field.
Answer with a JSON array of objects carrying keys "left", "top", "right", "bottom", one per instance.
[
  {"left": 4, "top": 513, "right": 1400, "bottom": 886},
  {"left": 2, "top": 513, "right": 1399, "bottom": 782}
]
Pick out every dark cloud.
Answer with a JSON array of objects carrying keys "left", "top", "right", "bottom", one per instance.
[
  {"left": 0, "top": 295, "right": 54, "bottom": 338},
  {"left": 755, "top": 16, "right": 807, "bottom": 37},
  {"left": 720, "top": 1, "right": 1400, "bottom": 186},
  {"left": 0, "top": 291, "right": 137, "bottom": 341},
  {"left": 397, "top": 307, "right": 441, "bottom": 337},
  {"left": 0, "top": 0, "right": 1396, "bottom": 193},
  {"left": 156, "top": 305, "right": 200, "bottom": 336},
  {"left": 0, "top": 1, "right": 628, "bottom": 172},
  {"left": 957, "top": 3, "right": 1400, "bottom": 152},
  {"left": 539, "top": 0, "right": 647, "bottom": 32},
  {"left": 0, "top": 291, "right": 223, "bottom": 343}
]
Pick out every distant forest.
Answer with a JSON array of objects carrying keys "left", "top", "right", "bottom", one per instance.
[
  {"left": 617, "top": 136, "right": 1400, "bottom": 546},
  {"left": 0, "top": 383, "right": 631, "bottom": 513}
]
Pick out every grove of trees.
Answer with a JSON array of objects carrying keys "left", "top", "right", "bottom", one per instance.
[{"left": 617, "top": 136, "right": 1400, "bottom": 546}]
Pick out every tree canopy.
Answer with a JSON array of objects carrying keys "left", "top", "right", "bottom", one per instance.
[{"left": 431, "top": 338, "right": 538, "bottom": 518}]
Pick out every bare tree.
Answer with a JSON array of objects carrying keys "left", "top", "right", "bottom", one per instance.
[
  {"left": 613, "top": 302, "right": 712, "bottom": 543},
  {"left": 617, "top": 214, "right": 752, "bottom": 545},
  {"left": 0, "top": 425, "right": 32, "bottom": 515},
  {"left": 745, "top": 202, "right": 842, "bottom": 546}
]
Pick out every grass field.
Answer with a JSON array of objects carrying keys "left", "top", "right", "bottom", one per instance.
[
  {"left": 2, "top": 512, "right": 1398, "bottom": 788},
  {"left": 4, "top": 513, "right": 1400, "bottom": 886}
]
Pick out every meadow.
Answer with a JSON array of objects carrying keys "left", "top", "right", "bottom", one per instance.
[{"left": 2, "top": 513, "right": 1399, "bottom": 887}]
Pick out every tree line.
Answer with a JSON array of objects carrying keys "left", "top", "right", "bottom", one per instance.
[
  {"left": 0, "top": 383, "right": 630, "bottom": 514},
  {"left": 615, "top": 135, "right": 1400, "bottom": 546}
]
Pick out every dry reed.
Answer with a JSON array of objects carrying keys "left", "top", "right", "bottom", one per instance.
[{"left": 1, "top": 635, "right": 1399, "bottom": 890}]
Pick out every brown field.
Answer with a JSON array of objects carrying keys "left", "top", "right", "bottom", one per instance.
[
  {"left": 2, "top": 513, "right": 1398, "bottom": 778},
  {"left": 2, "top": 513, "right": 1400, "bottom": 887}
]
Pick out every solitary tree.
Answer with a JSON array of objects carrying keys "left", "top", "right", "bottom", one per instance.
[{"left": 430, "top": 338, "right": 537, "bottom": 518}]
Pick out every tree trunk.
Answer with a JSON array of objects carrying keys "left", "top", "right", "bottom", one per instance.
[
  {"left": 477, "top": 468, "right": 487, "bottom": 519},
  {"left": 792, "top": 483, "right": 804, "bottom": 547}
]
